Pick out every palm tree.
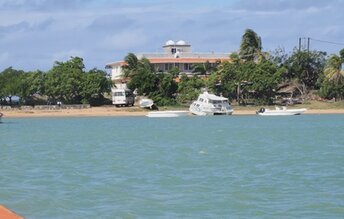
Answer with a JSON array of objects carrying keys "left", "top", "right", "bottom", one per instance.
[
  {"left": 239, "top": 29, "right": 262, "bottom": 61},
  {"left": 192, "top": 61, "right": 214, "bottom": 75},
  {"left": 122, "top": 53, "right": 138, "bottom": 78},
  {"left": 324, "top": 54, "right": 344, "bottom": 83}
]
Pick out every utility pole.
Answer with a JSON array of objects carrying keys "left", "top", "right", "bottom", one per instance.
[{"left": 298, "top": 37, "right": 310, "bottom": 52}]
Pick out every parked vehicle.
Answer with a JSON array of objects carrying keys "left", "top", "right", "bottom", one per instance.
[{"left": 112, "top": 89, "right": 135, "bottom": 107}]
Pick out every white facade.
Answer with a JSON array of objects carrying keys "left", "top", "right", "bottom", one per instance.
[{"left": 106, "top": 40, "right": 231, "bottom": 88}]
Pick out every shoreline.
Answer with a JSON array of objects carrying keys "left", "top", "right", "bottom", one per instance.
[{"left": 2, "top": 106, "right": 344, "bottom": 118}]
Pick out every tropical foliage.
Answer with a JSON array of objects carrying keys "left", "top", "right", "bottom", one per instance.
[
  {"left": 239, "top": 29, "right": 262, "bottom": 61},
  {"left": 283, "top": 50, "right": 326, "bottom": 90},
  {"left": 1, "top": 29, "right": 344, "bottom": 106},
  {"left": 0, "top": 57, "right": 111, "bottom": 106},
  {"left": 319, "top": 49, "right": 344, "bottom": 100}
]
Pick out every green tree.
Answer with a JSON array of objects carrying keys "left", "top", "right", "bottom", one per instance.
[
  {"left": 217, "top": 59, "right": 285, "bottom": 105},
  {"left": 340, "top": 48, "right": 344, "bottom": 60},
  {"left": 123, "top": 53, "right": 179, "bottom": 105},
  {"left": 192, "top": 61, "right": 216, "bottom": 75},
  {"left": 246, "top": 60, "right": 285, "bottom": 104},
  {"left": 269, "top": 47, "right": 288, "bottom": 67},
  {"left": 18, "top": 70, "right": 45, "bottom": 104},
  {"left": 127, "top": 57, "right": 158, "bottom": 96},
  {"left": 122, "top": 53, "right": 139, "bottom": 78},
  {"left": 239, "top": 29, "right": 262, "bottom": 61},
  {"left": 284, "top": 50, "right": 326, "bottom": 90},
  {"left": 168, "top": 67, "right": 180, "bottom": 78},
  {"left": 216, "top": 61, "right": 240, "bottom": 100},
  {"left": 323, "top": 54, "right": 344, "bottom": 83},
  {"left": 0, "top": 67, "right": 23, "bottom": 104},
  {"left": 80, "top": 68, "right": 112, "bottom": 105},
  {"left": 151, "top": 73, "right": 178, "bottom": 106},
  {"left": 205, "top": 71, "right": 221, "bottom": 95},
  {"left": 45, "top": 57, "right": 84, "bottom": 103},
  {"left": 176, "top": 74, "right": 205, "bottom": 104},
  {"left": 319, "top": 49, "right": 344, "bottom": 100}
]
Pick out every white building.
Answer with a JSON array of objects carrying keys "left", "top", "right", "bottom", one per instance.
[{"left": 105, "top": 40, "right": 232, "bottom": 89}]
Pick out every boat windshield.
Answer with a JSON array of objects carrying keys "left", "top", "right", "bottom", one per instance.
[
  {"left": 209, "top": 99, "right": 226, "bottom": 104},
  {"left": 114, "top": 92, "right": 125, "bottom": 96}
]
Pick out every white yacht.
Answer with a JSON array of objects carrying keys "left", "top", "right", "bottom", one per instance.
[{"left": 189, "top": 91, "right": 234, "bottom": 116}]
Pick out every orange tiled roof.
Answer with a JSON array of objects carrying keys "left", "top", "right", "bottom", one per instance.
[
  {"left": 147, "top": 57, "right": 231, "bottom": 64},
  {"left": 108, "top": 57, "right": 231, "bottom": 67}
]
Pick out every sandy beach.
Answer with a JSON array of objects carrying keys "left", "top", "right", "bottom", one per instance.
[{"left": 1, "top": 106, "right": 344, "bottom": 118}]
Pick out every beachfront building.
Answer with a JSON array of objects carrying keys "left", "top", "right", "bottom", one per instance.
[{"left": 105, "top": 40, "right": 232, "bottom": 89}]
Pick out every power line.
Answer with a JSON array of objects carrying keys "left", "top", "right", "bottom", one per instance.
[{"left": 309, "top": 38, "right": 344, "bottom": 46}]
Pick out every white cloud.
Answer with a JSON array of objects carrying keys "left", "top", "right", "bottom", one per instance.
[
  {"left": 101, "top": 31, "right": 148, "bottom": 50},
  {"left": 0, "top": 0, "right": 344, "bottom": 71},
  {"left": 233, "top": 0, "right": 340, "bottom": 12},
  {"left": 51, "top": 49, "right": 85, "bottom": 63},
  {"left": 0, "top": 52, "right": 10, "bottom": 63}
]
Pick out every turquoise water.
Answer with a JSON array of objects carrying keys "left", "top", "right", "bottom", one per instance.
[{"left": 1, "top": 115, "right": 344, "bottom": 218}]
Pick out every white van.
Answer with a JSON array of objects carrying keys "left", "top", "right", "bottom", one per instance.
[{"left": 112, "top": 89, "right": 135, "bottom": 107}]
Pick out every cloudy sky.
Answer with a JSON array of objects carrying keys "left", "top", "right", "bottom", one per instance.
[{"left": 0, "top": 0, "right": 343, "bottom": 71}]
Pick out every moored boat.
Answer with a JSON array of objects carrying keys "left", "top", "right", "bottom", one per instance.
[
  {"left": 189, "top": 91, "right": 233, "bottom": 116},
  {"left": 0, "top": 112, "right": 3, "bottom": 122},
  {"left": 139, "top": 98, "right": 154, "bottom": 109},
  {"left": 256, "top": 106, "right": 307, "bottom": 116},
  {"left": 146, "top": 110, "right": 189, "bottom": 118}
]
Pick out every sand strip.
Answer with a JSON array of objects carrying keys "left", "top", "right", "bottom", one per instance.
[{"left": 2, "top": 107, "right": 344, "bottom": 118}]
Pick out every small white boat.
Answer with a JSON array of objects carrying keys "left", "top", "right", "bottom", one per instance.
[
  {"left": 146, "top": 110, "right": 189, "bottom": 118},
  {"left": 189, "top": 91, "right": 233, "bottom": 116},
  {"left": 256, "top": 106, "right": 307, "bottom": 116},
  {"left": 139, "top": 98, "right": 154, "bottom": 109}
]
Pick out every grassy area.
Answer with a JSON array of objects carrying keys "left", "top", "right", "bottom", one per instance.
[{"left": 302, "top": 100, "right": 344, "bottom": 109}]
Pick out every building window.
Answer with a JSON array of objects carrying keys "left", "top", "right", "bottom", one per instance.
[
  {"left": 164, "top": 63, "right": 174, "bottom": 71},
  {"left": 184, "top": 63, "right": 193, "bottom": 71}
]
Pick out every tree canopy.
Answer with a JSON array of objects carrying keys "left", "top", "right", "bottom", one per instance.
[
  {"left": 239, "top": 29, "right": 262, "bottom": 61},
  {"left": 0, "top": 57, "right": 111, "bottom": 106},
  {"left": 319, "top": 48, "right": 344, "bottom": 100}
]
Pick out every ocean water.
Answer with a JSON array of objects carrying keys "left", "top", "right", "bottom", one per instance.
[{"left": 1, "top": 115, "right": 344, "bottom": 219}]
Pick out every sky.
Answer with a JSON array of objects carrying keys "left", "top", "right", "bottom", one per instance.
[{"left": 0, "top": 0, "right": 344, "bottom": 71}]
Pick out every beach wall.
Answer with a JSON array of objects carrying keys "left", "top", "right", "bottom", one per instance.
[{"left": 0, "top": 104, "right": 90, "bottom": 110}]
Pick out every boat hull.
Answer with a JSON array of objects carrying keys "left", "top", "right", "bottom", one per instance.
[
  {"left": 189, "top": 109, "right": 233, "bottom": 116},
  {"left": 257, "top": 108, "right": 307, "bottom": 116},
  {"left": 139, "top": 99, "right": 154, "bottom": 108},
  {"left": 146, "top": 111, "right": 189, "bottom": 117}
]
